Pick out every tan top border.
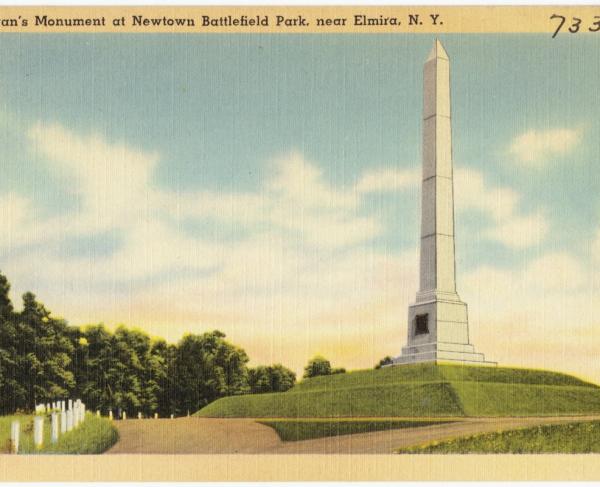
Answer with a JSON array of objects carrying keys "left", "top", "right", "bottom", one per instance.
[{"left": 0, "top": 6, "right": 597, "bottom": 34}]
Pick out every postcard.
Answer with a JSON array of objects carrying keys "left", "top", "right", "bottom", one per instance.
[{"left": 0, "top": 4, "right": 599, "bottom": 482}]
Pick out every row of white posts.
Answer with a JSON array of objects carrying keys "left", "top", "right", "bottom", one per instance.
[
  {"left": 10, "top": 399, "right": 86, "bottom": 453},
  {"left": 34, "top": 399, "right": 74, "bottom": 414},
  {"left": 10, "top": 404, "right": 179, "bottom": 452},
  {"left": 102, "top": 411, "right": 173, "bottom": 420}
]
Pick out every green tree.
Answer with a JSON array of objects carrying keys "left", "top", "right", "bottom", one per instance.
[
  {"left": 173, "top": 330, "right": 249, "bottom": 414},
  {"left": 154, "top": 341, "right": 178, "bottom": 417},
  {"left": 0, "top": 271, "right": 22, "bottom": 414},
  {"left": 14, "top": 292, "right": 75, "bottom": 409},
  {"left": 0, "top": 271, "right": 283, "bottom": 417},
  {"left": 0, "top": 272, "right": 13, "bottom": 319},
  {"left": 109, "top": 326, "right": 148, "bottom": 415},
  {"left": 375, "top": 356, "right": 394, "bottom": 369},
  {"left": 70, "top": 324, "right": 119, "bottom": 414},
  {"left": 248, "top": 364, "right": 296, "bottom": 393},
  {"left": 303, "top": 355, "right": 332, "bottom": 378}
]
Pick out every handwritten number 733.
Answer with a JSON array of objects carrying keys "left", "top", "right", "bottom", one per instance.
[{"left": 551, "top": 14, "right": 600, "bottom": 38}]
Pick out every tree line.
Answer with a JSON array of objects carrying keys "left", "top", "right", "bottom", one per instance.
[{"left": 0, "top": 271, "right": 297, "bottom": 416}]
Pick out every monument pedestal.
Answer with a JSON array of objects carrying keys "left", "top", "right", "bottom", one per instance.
[{"left": 393, "top": 294, "right": 495, "bottom": 365}]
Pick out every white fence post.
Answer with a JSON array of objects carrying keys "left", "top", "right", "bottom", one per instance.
[
  {"left": 154, "top": 413, "right": 158, "bottom": 419},
  {"left": 138, "top": 412, "right": 142, "bottom": 420},
  {"left": 68, "top": 399, "right": 73, "bottom": 411},
  {"left": 51, "top": 412, "right": 59, "bottom": 444},
  {"left": 109, "top": 410, "right": 113, "bottom": 420},
  {"left": 33, "top": 416, "right": 44, "bottom": 448},
  {"left": 60, "top": 410, "right": 67, "bottom": 433},
  {"left": 66, "top": 409, "right": 73, "bottom": 431},
  {"left": 10, "top": 420, "right": 20, "bottom": 454},
  {"left": 96, "top": 410, "right": 100, "bottom": 417},
  {"left": 61, "top": 400, "right": 65, "bottom": 412},
  {"left": 170, "top": 414, "right": 174, "bottom": 419},
  {"left": 81, "top": 403, "right": 86, "bottom": 422},
  {"left": 122, "top": 411, "right": 126, "bottom": 420}
]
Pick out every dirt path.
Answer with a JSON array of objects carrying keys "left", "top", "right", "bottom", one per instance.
[
  {"left": 107, "top": 415, "right": 600, "bottom": 454},
  {"left": 106, "top": 417, "right": 281, "bottom": 454},
  {"left": 265, "top": 416, "right": 600, "bottom": 454}
]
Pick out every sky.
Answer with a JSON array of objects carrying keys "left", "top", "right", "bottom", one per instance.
[{"left": 1, "top": 33, "right": 600, "bottom": 380}]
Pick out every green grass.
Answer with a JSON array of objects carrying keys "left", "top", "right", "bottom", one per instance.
[
  {"left": 454, "top": 382, "right": 600, "bottom": 416},
  {"left": 196, "top": 363, "right": 600, "bottom": 419},
  {"left": 398, "top": 420, "right": 600, "bottom": 453},
  {"left": 259, "top": 418, "right": 453, "bottom": 441},
  {"left": 438, "top": 364, "right": 597, "bottom": 388},
  {"left": 291, "top": 362, "right": 448, "bottom": 391},
  {"left": 291, "top": 363, "right": 596, "bottom": 392},
  {"left": 198, "top": 381, "right": 465, "bottom": 418},
  {"left": 0, "top": 415, "right": 34, "bottom": 453},
  {"left": 0, "top": 413, "right": 118, "bottom": 454}
]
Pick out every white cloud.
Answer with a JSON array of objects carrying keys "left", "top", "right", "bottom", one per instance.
[
  {"left": 355, "top": 167, "right": 420, "bottom": 194},
  {"left": 5, "top": 122, "right": 420, "bottom": 339},
  {"left": 462, "top": 250, "right": 600, "bottom": 382},
  {"left": 484, "top": 212, "right": 548, "bottom": 249},
  {"left": 13, "top": 120, "right": 595, "bottom": 379},
  {"left": 28, "top": 121, "right": 159, "bottom": 231},
  {"left": 268, "top": 152, "right": 357, "bottom": 210},
  {"left": 23, "top": 124, "right": 388, "bottom": 255},
  {"left": 455, "top": 168, "right": 518, "bottom": 220},
  {"left": 509, "top": 128, "right": 582, "bottom": 166},
  {"left": 170, "top": 152, "right": 399, "bottom": 249},
  {"left": 455, "top": 167, "right": 548, "bottom": 248},
  {"left": 0, "top": 193, "right": 35, "bottom": 250}
]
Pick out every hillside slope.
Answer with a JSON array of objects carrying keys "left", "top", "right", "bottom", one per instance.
[{"left": 196, "top": 363, "right": 600, "bottom": 418}]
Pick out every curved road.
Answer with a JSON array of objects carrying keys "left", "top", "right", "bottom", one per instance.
[{"left": 106, "top": 415, "right": 600, "bottom": 454}]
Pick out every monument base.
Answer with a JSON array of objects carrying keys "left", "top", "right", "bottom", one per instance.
[
  {"left": 391, "top": 341, "right": 497, "bottom": 366},
  {"left": 391, "top": 296, "right": 496, "bottom": 366}
]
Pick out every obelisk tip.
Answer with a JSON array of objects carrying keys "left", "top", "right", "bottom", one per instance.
[{"left": 426, "top": 38, "right": 449, "bottom": 61}]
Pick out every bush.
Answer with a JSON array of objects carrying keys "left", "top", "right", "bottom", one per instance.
[
  {"left": 375, "top": 356, "right": 394, "bottom": 369},
  {"left": 248, "top": 364, "right": 296, "bottom": 393},
  {"left": 303, "top": 356, "right": 332, "bottom": 378}
]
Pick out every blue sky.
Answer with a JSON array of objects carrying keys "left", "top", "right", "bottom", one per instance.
[{"left": 1, "top": 34, "right": 599, "bottom": 377}]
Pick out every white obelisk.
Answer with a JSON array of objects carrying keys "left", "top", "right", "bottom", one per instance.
[{"left": 394, "top": 40, "right": 493, "bottom": 365}]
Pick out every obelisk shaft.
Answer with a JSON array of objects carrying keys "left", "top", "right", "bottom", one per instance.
[
  {"left": 393, "top": 40, "right": 493, "bottom": 366},
  {"left": 417, "top": 40, "right": 457, "bottom": 302}
]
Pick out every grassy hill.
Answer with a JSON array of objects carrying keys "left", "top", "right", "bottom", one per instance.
[
  {"left": 398, "top": 420, "right": 600, "bottom": 453},
  {"left": 196, "top": 363, "right": 600, "bottom": 418}
]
